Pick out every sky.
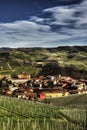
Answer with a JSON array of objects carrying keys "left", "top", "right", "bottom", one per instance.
[{"left": 0, "top": 0, "right": 87, "bottom": 48}]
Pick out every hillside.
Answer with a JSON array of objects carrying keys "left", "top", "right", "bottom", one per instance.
[
  {"left": 0, "top": 94, "right": 87, "bottom": 130},
  {"left": 43, "top": 93, "right": 87, "bottom": 107},
  {"left": 0, "top": 46, "right": 87, "bottom": 79}
]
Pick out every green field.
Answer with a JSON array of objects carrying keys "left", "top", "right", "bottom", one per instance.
[{"left": 0, "top": 94, "right": 87, "bottom": 130}]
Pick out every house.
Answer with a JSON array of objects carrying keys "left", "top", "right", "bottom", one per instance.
[
  {"left": 18, "top": 72, "right": 31, "bottom": 79},
  {"left": 11, "top": 79, "right": 29, "bottom": 84},
  {"left": 0, "top": 74, "right": 11, "bottom": 79}
]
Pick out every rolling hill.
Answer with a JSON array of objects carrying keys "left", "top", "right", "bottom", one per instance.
[{"left": 0, "top": 46, "right": 87, "bottom": 79}]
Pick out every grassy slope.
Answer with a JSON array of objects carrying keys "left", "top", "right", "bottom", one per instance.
[
  {"left": 0, "top": 46, "right": 87, "bottom": 77},
  {"left": 43, "top": 93, "right": 87, "bottom": 107},
  {"left": 0, "top": 94, "right": 87, "bottom": 130}
]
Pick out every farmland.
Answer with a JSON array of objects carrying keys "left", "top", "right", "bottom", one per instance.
[
  {"left": 0, "top": 46, "right": 87, "bottom": 78},
  {"left": 0, "top": 94, "right": 87, "bottom": 130}
]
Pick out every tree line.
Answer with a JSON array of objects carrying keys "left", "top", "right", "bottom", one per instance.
[{"left": 39, "top": 63, "right": 87, "bottom": 79}]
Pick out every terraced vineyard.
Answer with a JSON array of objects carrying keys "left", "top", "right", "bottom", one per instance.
[{"left": 0, "top": 94, "right": 87, "bottom": 130}]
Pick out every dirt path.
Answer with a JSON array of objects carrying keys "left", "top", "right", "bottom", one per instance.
[
  {"left": 0, "top": 69, "right": 15, "bottom": 73},
  {"left": 7, "top": 62, "right": 12, "bottom": 69}
]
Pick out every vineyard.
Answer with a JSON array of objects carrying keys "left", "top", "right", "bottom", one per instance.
[
  {"left": 0, "top": 46, "right": 87, "bottom": 79},
  {"left": 0, "top": 94, "right": 87, "bottom": 130}
]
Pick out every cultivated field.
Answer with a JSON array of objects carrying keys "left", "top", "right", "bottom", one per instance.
[
  {"left": 0, "top": 94, "right": 87, "bottom": 130},
  {"left": 0, "top": 46, "right": 87, "bottom": 78}
]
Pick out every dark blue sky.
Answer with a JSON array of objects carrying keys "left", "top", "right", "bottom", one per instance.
[
  {"left": 0, "top": 0, "right": 83, "bottom": 22},
  {"left": 0, "top": 0, "right": 86, "bottom": 47}
]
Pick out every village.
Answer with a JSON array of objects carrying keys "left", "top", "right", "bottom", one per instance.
[{"left": 0, "top": 72, "right": 87, "bottom": 100}]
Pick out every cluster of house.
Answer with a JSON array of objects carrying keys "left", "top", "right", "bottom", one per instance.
[{"left": 0, "top": 72, "right": 87, "bottom": 99}]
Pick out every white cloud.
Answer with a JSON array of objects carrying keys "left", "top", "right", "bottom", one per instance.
[
  {"left": 30, "top": 16, "right": 44, "bottom": 23},
  {"left": 42, "top": 0, "right": 87, "bottom": 26},
  {"left": 0, "top": 0, "right": 87, "bottom": 47},
  {"left": 0, "top": 20, "right": 51, "bottom": 31},
  {"left": 75, "top": 0, "right": 87, "bottom": 26},
  {"left": 0, "top": 20, "right": 70, "bottom": 48},
  {"left": 43, "top": 6, "right": 77, "bottom": 26}
]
